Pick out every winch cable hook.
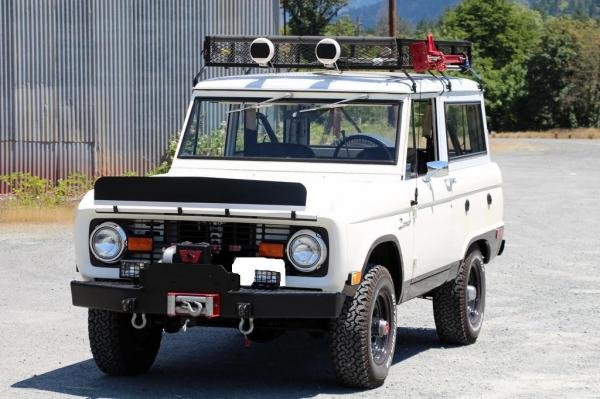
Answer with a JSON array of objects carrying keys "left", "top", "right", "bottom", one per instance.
[
  {"left": 131, "top": 313, "right": 147, "bottom": 329},
  {"left": 181, "top": 300, "right": 203, "bottom": 317}
]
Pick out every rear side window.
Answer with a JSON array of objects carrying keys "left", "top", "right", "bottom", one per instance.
[{"left": 445, "top": 103, "right": 486, "bottom": 159}]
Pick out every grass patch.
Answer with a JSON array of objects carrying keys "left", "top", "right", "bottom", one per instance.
[
  {"left": 492, "top": 128, "right": 600, "bottom": 139},
  {"left": 0, "top": 204, "right": 76, "bottom": 224}
]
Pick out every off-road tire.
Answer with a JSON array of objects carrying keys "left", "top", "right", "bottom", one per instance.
[
  {"left": 329, "top": 265, "right": 397, "bottom": 389},
  {"left": 432, "top": 249, "right": 486, "bottom": 345},
  {"left": 88, "top": 309, "right": 162, "bottom": 376}
]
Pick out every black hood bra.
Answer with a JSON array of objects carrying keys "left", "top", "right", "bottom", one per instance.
[{"left": 94, "top": 176, "right": 307, "bottom": 207}]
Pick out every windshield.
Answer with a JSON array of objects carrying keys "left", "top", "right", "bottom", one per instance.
[{"left": 178, "top": 98, "right": 402, "bottom": 164}]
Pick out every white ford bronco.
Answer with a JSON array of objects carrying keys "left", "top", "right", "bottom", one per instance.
[{"left": 71, "top": 35, "right": 505, "bottom": 388}]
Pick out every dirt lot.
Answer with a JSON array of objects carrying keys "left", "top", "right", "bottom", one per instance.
[{"left": 1, "top": 139, "right": 599, "bottom": 398}]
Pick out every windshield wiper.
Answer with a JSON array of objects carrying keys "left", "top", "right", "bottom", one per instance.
[
  {"left": 227, "top": 93, "right": 293, "bottom": 114},
  {"left": 293, "top": 94, "right": 370, "bottom": 117}
]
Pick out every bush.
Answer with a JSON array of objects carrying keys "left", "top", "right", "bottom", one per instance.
[
  {"left": 0, "top": 172, "right": 94, "bottom": 207},
  {"left": 148, "top": 133, "right": 180, "bottom": 175}
]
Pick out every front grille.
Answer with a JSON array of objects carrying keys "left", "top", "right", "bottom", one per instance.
[
  {"left": 89, "top": 219, "right": 328, "bottom": 277},
  {"left": 118, "top": 219, "right": 290, "bottom": 267}
]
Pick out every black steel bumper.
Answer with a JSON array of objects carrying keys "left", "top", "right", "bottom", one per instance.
[{"left": 71, "top": 263, "right": 346, "bottom": 319}]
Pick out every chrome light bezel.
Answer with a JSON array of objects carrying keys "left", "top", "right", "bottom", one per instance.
[
  {"left": 89, "top": 222, "right": 127, "bottom": 264},
  {"left": 286, "top": 229, "right": 327, "bottom": 273}
]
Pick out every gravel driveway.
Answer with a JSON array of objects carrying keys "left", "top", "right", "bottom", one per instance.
[{"left": 1, "top": 139, "right": 599, "bottom": 398}]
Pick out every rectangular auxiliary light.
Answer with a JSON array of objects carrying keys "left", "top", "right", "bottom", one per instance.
[
  {"left": 252, "top": 270, "right": 281, "bottom": 290},
  {"left": 203, "top": 35, "right": 472, "bottom": 71},
  {"left": 120, "top": 260, "right": 149, "bottom": 279}
]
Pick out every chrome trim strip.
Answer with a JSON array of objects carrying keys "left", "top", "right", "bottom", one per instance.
[{"left": 418, "top": 184, "right": 502, "bottom": 210}]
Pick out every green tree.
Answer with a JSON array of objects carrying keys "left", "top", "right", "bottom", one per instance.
[
  {"left": 523, "top": 18, "right": 600, "bottom": 128},
  {"left": 528, "top": 0, "right": 600, "bottom": 19},
  {"left": 282, "top": 0, "right": 348, "bottom": 35},
  {"left": 325, "top": 15, "right": 358, "bottom": 36},
  {"left": 439, "top": 0, "right": 543, "bottom": 130}
]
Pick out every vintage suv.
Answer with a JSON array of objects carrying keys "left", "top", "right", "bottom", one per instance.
[{"left": 71, "top": 35, "right": 505, "bottom": 388}]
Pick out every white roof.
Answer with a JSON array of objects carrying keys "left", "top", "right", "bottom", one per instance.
[{"left": 193, "top": 71, "right": 480, "bottom": 95}]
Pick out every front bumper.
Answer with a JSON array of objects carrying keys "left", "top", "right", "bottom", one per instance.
[{"left": 71, "top": 263, "right": 346, "bottom": 319}]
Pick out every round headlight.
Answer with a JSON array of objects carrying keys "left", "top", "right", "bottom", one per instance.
[
  {"left": 286, "top": 229, "right": 327, "bottom": 272},
  {"left": 89, "top": 222, "right": 127, "bottom": 263}
]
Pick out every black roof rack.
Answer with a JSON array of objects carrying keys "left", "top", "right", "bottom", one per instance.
[{"left": 203, "top": 35, "right": 473, "bottom": 71}]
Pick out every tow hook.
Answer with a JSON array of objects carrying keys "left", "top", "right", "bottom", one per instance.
[
  {"left": 237, "top": 302, "right": 254, "bottom": 346},
  {"left": 131, "top": 313, "right": 147, "bottom": 329},
  {"left": 238, "top": 317, "right": 255, "bottom": 336},
  {"left": 238, "top": 317, "right": 254, "bottom": 347}
]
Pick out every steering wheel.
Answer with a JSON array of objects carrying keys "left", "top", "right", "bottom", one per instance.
[
  {"left": 332, "top": 134, "right": 393, "bottom": 160},
  {"left": 256, "top": 112, "right": 278, "bottom": 144}
]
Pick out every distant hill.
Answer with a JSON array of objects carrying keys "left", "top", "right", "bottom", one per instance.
[
  {"left": 340, "top": 0, "right": 599, "bottom": 29},
  {"left": 340, "top": 0, "right": 461, "bottom": 28}
]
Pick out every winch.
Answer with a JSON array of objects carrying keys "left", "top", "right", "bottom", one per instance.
[{"left": 161, "top": 241, "right": 212, "bottom": 264}]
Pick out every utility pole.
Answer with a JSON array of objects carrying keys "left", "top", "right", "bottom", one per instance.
[
  {"left": 282, "top": 3, "right": 287, "bottom": 35},
  {"left": 388, "top": 0, "right": 397, "bottom": 37}
]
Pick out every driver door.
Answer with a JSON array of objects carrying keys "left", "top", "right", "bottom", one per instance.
[{"left": 405, "top": 99, "right": 455, "bottom": 295}]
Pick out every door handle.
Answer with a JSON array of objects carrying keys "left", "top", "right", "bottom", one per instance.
[
  {"left": 399, "top": 217, "right": 411, "bottom": 228},
  {"left": 445, "top": 177, "right": 457, "bottom": 185}
]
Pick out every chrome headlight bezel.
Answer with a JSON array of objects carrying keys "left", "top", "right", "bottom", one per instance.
[
  {"left": 89, "top": 222, "right": 127, "bottom": 264},
  {"left": 286, "top": 229, "right": 327, "bottom": 273}
]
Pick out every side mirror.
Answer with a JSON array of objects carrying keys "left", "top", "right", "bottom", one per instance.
[{"left": 423, "top": 160, "right": 449, "bottom": 182}]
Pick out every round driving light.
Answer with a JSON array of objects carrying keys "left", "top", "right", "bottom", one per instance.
[
  {"left": 315, "top": 38, "right": 341, "bottom": 68},
  {"left": 89, "top": 222, "right": 127, "bottom": 263},
  {"left": 286, "top": 229, "right": 327, "bottom": 272},
  {"left": 250, "top": 37, "right": 275, "bottom": 67}
]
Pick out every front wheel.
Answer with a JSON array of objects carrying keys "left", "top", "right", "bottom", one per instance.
[
  {"left": 329, "top": 265, "right": 397, "bottom": 389},
  {"left": 88, "top": 310, "right": 162, "bottom": 376},
  {"left": 432, "top": 249, "right": 486, "bottom": 345}
]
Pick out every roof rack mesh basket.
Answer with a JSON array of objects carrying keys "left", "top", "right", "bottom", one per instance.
[{"left": 203, "top": 35, "right": 472, "bottom": 71}]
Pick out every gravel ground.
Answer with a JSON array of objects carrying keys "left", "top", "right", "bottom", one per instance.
[{"left": 1, "top": 139, "right": 599, "bottom": 399}]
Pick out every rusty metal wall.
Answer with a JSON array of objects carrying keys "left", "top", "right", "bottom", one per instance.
[{"left": 0, "top": 0, "right": 279, "bottom": 192}]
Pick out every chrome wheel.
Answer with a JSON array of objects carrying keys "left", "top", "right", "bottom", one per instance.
[
  {"left": 370, "top": 290, "right": 393, "bottom": 365},
  {"left": 466, "top": 259, "right": 483, "bottom": 328}
]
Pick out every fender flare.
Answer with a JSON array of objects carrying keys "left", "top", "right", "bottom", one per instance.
[
  {"left": 360, "top": 235, "right": 404, "bottom": 298},
  {"left": 463, "top": 228, "right": 502, "bottom": 263}
]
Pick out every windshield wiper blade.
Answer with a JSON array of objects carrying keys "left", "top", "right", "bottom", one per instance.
[
  {"left": 294, "top": 94, "right": 370, "bottom": 116},
  {"left": 226, "top": 93, "right": 293, "bottom": 114}
]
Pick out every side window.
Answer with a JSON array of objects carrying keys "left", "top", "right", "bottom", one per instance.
[
  {"left": 406, "top": 99, "right": 437, "bottom": 178},
  {"left": 445, "top": 103, "right": 486, "bottom": 160}
]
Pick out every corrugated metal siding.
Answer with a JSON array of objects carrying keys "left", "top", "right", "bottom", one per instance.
[{"left": 0, "top": 0, "right": 279, "bottom": 192}]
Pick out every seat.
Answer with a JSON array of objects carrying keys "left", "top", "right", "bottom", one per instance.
[
  {"left": 253, "top": 143, "right": 315, "bottom": 158},
  {"left": 356, "top": 147, "right": 393, "bottom": 161}
]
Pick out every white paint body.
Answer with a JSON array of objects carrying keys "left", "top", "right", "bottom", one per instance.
[{"left": 75, "top": 72, "right": 504, "bottom": 297}]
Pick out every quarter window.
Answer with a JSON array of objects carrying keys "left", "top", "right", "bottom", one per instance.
[{"left": 445, "top": 103, "right": 486, "bottom": 159}]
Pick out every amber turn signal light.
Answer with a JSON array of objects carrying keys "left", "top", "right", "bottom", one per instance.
[
  {"left": 127, "top": 236, "right": 153, "bottom": 252},
  {"left": 258, "top": 242, "right": 284, "bottom": 258},
  {"left": 350, "top": 271, "right": 362, "bottom": 285}
]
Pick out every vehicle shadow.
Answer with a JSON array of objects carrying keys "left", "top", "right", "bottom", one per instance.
[{"left": 12, "top": 326, "right": 442, "bottom": 398}]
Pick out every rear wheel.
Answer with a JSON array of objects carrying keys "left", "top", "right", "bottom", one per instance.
[
  {"left": 88, "top": 310, "right": 162, "bottom": 376},
  {"left": 329, "top": 265, "right": 397, "bottom": 388},
  {"left": 432, "top": 249, "right": 486, "bottom": 345}
]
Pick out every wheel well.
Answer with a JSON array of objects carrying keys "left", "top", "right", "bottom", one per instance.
[
  {"left": 468, "top": 239, "right": 490, "bottom": 263},
  {"left": 366, "top": 241, "right": 403, "bottom": 299}
]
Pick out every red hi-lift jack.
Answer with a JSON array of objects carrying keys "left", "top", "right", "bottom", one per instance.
[{"left": 410, "top": 34, "right": 469, "bottom": 73}]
